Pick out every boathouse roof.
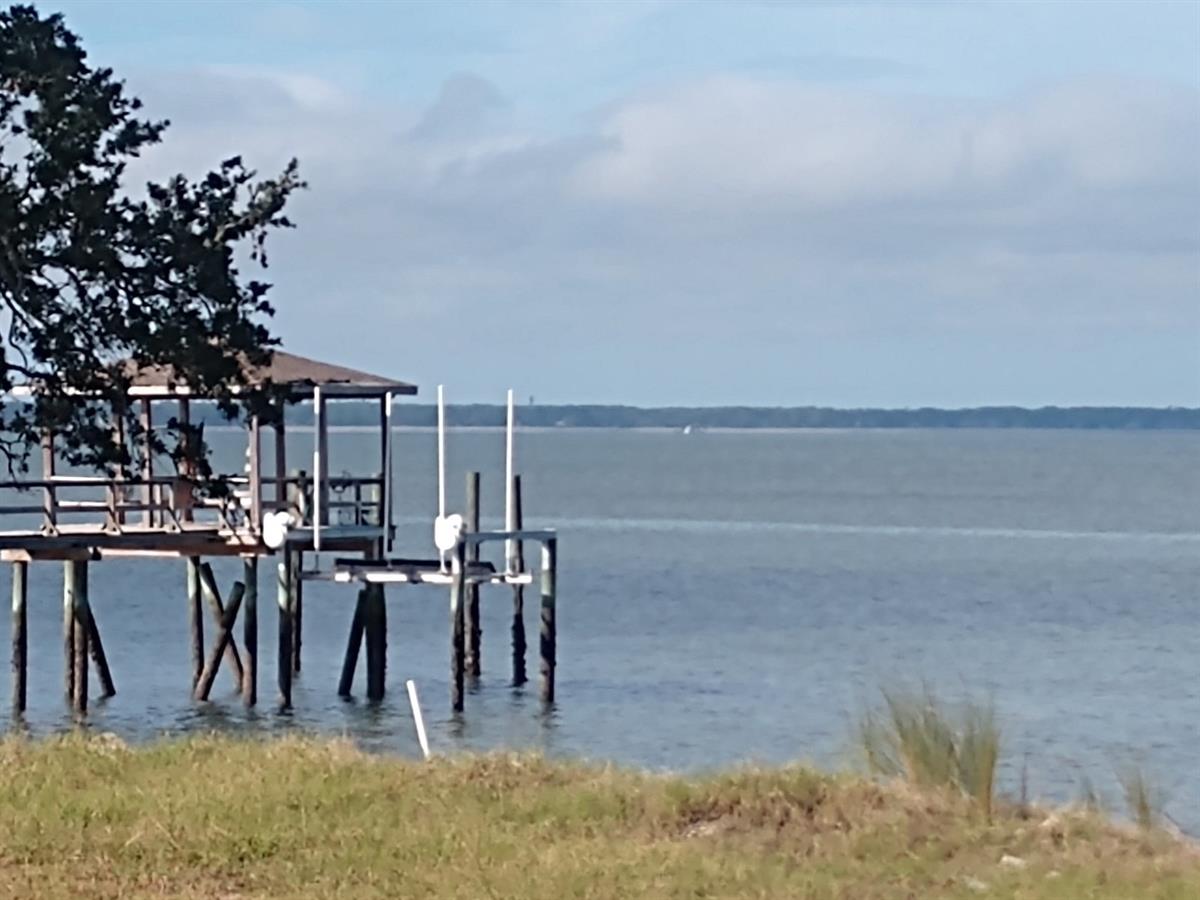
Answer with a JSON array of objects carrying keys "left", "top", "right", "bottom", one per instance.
[{"left": 120, "top": 350, "right": 417, "bottom": 399}]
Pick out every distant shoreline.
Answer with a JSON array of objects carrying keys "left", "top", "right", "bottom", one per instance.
[{"left": 304, "top": 404, "right": 1200, "bottom": 431}]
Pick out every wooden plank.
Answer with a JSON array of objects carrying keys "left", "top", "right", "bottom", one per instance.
[
  {"left": 465, "top": 471, "right": 481, "bottom": 679},
  {"left": 242, "top": 557, "right": 258, "bottom": 707},
  {"left": 11, "top": 560, "right": 26, "bottom": 714},
  {"left": 291, "top": 551, "right": 303, "bottom": 675},
  {"left": 273, "top": 422, "right": 287, "bottom": 510},
  {"left": 41, "top": 430, "right": 56, "bottom": 533},
  {"left": 380, "top": 392, "right": 393, "bottom": 552},
  {"left": 248, "top": 416, "right": 262, "bottom": 532},
  {"left": 194, "top": 583, "right": 245, "bottom": 701}
]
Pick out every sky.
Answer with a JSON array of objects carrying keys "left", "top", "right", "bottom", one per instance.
[{"left": 51, "top": 0, "right": 1200, "bottom": 407}]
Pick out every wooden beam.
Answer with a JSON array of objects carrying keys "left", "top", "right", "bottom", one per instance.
[
  {"left": 11, "top": 561, "right": 26, "bottom": 715},
  {"left": 69, "top": 560, "right": 89, "bottom": 715},
  {"left": 364, "top": 583, "right": 386, "bottom": 701},
  {"left": 87, "top": 607, "right": 116, "bottom": 698},
  {"left": 140, "top": 399, "right": 153, "bottom": 528},
  {"left": 248, "top": 415, "right": 262, "bottom": 532},
  {"left": 539, "top": 538, "right": 557, "bottom": 705},
  {"left": 194, "top": 583, "right": 245, "bottom": 701},
  {"left": 450, "top": 541, "right": 466, "bottom": 712},
  {"left": 62, "top": 560, "right": 74, "bottom": 702},
  {"left": 41, "top": 431, "right": 56, "bottom": 533},
  {"left": 186, "top": 556, "right": 203, "bottom": 691},
  {"left": 273, "top": 421, "right": 287, "bottom": 510},
  {"left": 337, "top": 589, "right": 366, "bottom": 698},
  {"left": 242, "top": 557, "right": 257, "bottom": 707},
  {"left": 198, "top": 562, "right": 244, "bottom": 690},
  {"left": 465, "top": 472, "right": 481, "bottom": 679},
  {"left": 277, "top": 552, "right": 293, "bottom": 709},
  {"left": 511, "top": 474, "right": 527, "bottom": 686}
]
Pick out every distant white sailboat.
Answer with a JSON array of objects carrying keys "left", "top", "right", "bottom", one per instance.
[{"left": 682, "top": 424, "right": 693, "bottom": 435}]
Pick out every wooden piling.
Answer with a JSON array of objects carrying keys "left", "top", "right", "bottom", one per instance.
[
  {"left": 194, "top": 583, "right": 245, "bottom": 701},
  {"left": 364, "top": 584, "right": 387, "bottom": 701},
  {"left": 511, "top": 475, "right": 527, "bottom": 685},
  {"left": 11, "top": 561, "right": 26, "bottom": 715},
  {"left": 186, "top": 556, "right": 204, "bottom": 691},
  {"left": 277, "top": 551, "right": 293, "bottom": 709},
  {"left": 291, "top": 551, "right": 303, "bottom": 675},
  {"left": 69, "top": 560, "right": 89, "bottom": 715},
  {"left": 338, "top": 588, "right": 367, "bottom": 698},
  {"left": 465, "top": 471, "right": 481, "bottom": 679},
  {"left": 62, "top": 560, "right": 74, "bottom": 701},
  {"left": 539, "top": 538, "right": 557, "bottom": 704},
  {"left": 450, "top": 541, "right": 466, "bottom": 712},
  {"left": 87, "top": 608, "right": 116, "bottom": 698},
  {"left": 198, "top": 562, "right": 244, "bottom": 689},
  {"left": 242, "top": 557, "right": 258, "bottom": 707}
]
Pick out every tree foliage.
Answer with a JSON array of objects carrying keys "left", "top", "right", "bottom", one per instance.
[{"left": 0, "top": 4, "right": 303, "bottom": 478}]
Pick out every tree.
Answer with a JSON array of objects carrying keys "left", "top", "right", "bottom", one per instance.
[{"left": 0, "top": 4, "right": 303, "bottom": 480}]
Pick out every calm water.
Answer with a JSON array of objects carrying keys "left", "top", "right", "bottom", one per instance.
[{"left": 4, "top": 428, "right": 1198, "bottom": 829}]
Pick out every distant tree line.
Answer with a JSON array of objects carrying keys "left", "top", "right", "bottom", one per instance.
[{"left": 285, "top": 404, "right": 1199, "bottom": 430}]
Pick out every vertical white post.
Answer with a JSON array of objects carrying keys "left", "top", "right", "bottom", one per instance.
[
  {"left": 381, "top": 391, "right": 393, "bottom": 553},
  {"left": 505, "top": 389, "right": 516, "bottom": 574},
  {"left": 313, "top": 386, "right": 325, "bottom": 552},
  {"left": 437, "top": 384, "right": 447, "bottom": 569}
]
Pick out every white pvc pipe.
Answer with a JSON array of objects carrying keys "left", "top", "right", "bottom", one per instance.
[
  {"left": 505, "top": 389, "right": 516, "bottom": 573},
  {"left": 437, "top": 384, "right": 446, "bottom": 569},
  {"left": 405, "top": 679, "right": 431, "bottom": 760}
]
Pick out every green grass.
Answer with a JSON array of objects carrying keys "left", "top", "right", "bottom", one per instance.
[
  {"left": 858, "top": 686, "right": 1002, "bottom": 819},
  {"left": 0, "top": 734, "right": 1194, "bottom": 899}
]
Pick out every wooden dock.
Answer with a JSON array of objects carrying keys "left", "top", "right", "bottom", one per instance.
[{"left": 3, "top": 353, "right": 558, "bottom": 718}]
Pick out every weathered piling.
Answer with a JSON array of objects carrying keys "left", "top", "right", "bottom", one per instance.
[
  {"left": 450, "top": 540, "right": 467, "bottom": 712},
  {"left": 465, "top": 471, "right": 481, "bottom": 679},
  {"left": 186, "top": 556, "right": 203, "bottom": 691},
  {"left": 291, "top": 551, "right": 303, "bottom": 675},
  {"left": 86, "top": 608, "right": 116, "bottom": 698},
  {"left": 199, "top": 562, "right": 244, "bottom": 690},
  {"left": 337, "top": 588, "right": 366, "bottom": 698},
  {"left": 539, "top": 538, "right": 557, "bottom": 704},
  {"left": 511, "top": 475, "right": 527, "bottom": 686},
  {"left": 62, "top": 560, "right": 74, "bottom": 701},
  {"left": 68, "top": 560, "right": 89, "bottom": 715},
  {"left": 11, "top": 561, "right": 26, "bottom": 714},
  {"left": 242, "top": 557, "right": 258, "bottom": 707},
  {"left": 364, "top": 584, "right": 387, "bottom": 701},
  {"left": 277, "top": 551, "right": 293, "bottom": 709},
  {"left": 194, "top": 582, "right": 246, "bottom": 701}
]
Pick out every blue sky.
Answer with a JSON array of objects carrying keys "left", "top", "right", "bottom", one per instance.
[{"left": 53, "top": 0, "right": 1200, "bottom": 406}]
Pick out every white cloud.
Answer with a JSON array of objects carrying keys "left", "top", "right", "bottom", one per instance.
[{"left": 123, "top": 67, "right": 1199, "bottom": 404}]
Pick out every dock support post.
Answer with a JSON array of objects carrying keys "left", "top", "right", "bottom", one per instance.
[
  {"left": 338, "top": 589, "right": 366, "bottom": 697},
  {"left": 195, "top": 583, "right": 245, "bottom": 701},
  {"left": 291, "top": 551, "right": 303, "bottom": 675},
  {"left": 511, "top": 475, "right": 526, "bottom": 686},
  {"left": 68, "top": 560, "right": 89, "bottom": 715},
  {"left": 62, "top": 561, "right": 74, "bottom": 701},
  {"left": 465, "top": 472, "right": 481, "bottom": 679},
  {"left": 243, "top": 557, "right": 258, "bottom": 707},
  {"left": 186, "top": 556, "right": 203, "bottom": 691},
  {"left": 87, "top": 607, "right": 116, "bottom": 699},
  {"left": 539, "top": 538, "right": 557, "bottom": 705},
  {"left": 277, "top": 550, "right": 293, "bottom": 709},
  {"left": 364, "top": 584, "right": 387, "bottom": 701},
  {"left": 11, "top": 561, "right": 26, "bottom": 715},
  {"left": 450, "top": 541, "right": 466, "bottom": 712},
  {"left": 198, "top": 563, "right": 244, "bottom": 690}
]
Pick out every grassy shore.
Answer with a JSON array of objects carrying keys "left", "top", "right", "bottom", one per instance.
[{"left": 0, "top": 735, "right": 1194, "bottom": 899}]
